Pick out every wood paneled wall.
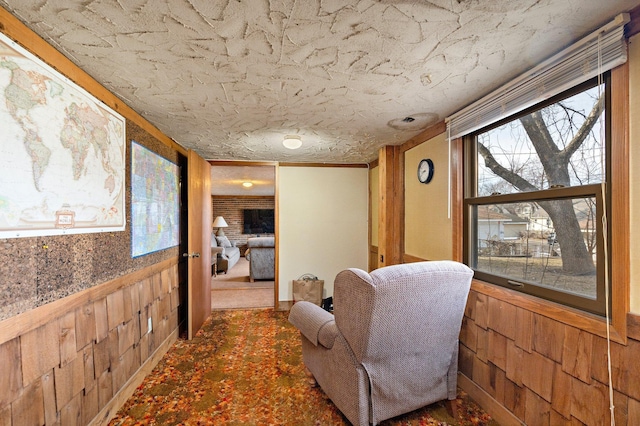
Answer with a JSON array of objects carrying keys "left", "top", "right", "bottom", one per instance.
[
  {"left": 460, "top": 283, "right": 640, "bottom": 425},
  {"left": 0, "top": 260, "right": 180, "bottom": 425}
]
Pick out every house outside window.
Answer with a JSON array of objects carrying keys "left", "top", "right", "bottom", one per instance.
[{"left": 464, "top": 77, "right": 609, "bottom": 316}]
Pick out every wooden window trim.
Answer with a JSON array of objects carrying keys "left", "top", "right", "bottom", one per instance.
[{"left": 454, "top": 62, "right": 629, "bottom": 344}]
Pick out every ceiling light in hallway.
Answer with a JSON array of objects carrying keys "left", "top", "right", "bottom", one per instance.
[
  {"left": 242, "top": 182, "right": 253, "bottom": 188},
  {"left": 283, "top": 135, "right": 302, "bottom": 149}
]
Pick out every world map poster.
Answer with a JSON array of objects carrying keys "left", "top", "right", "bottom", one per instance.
[
  {"left": 0, "top": 32, "right": 125, "bottom": 238},
  {"left": 131, "top": 141, "right": 180, "bottom": 258}
]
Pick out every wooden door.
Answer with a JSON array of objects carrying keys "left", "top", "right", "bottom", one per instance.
[{"left": 186, "top": 150, "right": 211, "bottom": 339}]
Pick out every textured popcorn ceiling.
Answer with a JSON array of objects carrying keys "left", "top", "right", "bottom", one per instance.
[{"left": 1, "top": 0, "right": 637, "bottom": 166}]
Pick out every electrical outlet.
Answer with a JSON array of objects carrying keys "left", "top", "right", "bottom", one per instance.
[{"left": 148, "top": 317, "right": 153, "bottom": 333}]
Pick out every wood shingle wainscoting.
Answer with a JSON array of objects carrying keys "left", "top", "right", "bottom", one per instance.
[
  {"left": 0, "top": 259, "right": 180, "bottom": 425},
  {"left": 459, "top": 281, "right": 640, "bottom": 425}
]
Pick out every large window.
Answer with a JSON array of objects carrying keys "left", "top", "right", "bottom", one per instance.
[{"left": 464, "top": 77, "right": 610, "bottom": 315}]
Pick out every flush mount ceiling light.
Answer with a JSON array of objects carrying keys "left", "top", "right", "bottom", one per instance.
[
  {"left": 282, "top": 135, "right": 302, "bottom": 149},
  {"left": 387, "top": 112, "right": 439, "bottom": 131},
  {"left": 242, "top": 181, "right": 253, "bottom": 188}
]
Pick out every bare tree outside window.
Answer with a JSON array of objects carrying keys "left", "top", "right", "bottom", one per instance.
[{"left": 471, "top": 84, "right": 605, "bottom": 302}]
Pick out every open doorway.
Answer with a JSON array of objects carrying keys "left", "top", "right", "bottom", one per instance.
[{"left": 208, "top": 162, "right": 277, "bottom": 310}]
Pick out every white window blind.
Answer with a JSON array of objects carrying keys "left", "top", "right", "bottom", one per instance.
[{"left": 446, "top": 13, "right": 629, "bottom": 139}]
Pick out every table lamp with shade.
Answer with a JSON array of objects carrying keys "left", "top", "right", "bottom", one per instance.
[{"left": 212, "top": 216, "right": 229, "bottom": 236}]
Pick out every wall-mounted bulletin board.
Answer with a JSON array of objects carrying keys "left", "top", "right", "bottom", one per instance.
[
  {"left": 0, "top": 13, "right": 187, "bottom": 323},
  {"left": 0, "top": 119, "right": 182, "bottom": 322}
]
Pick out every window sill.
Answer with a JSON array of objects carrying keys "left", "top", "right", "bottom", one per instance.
[{"left": 470, "top": 278, "right": 627, "bottom": 344}]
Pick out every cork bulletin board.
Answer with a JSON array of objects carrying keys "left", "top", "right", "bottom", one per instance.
[{"left": 0, "top": 120, "right": 182, "bottom": 322}]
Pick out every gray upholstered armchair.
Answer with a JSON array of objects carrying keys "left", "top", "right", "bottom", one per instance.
[{"left": 288, "top": 261, "right": 473, "bottom": 426}]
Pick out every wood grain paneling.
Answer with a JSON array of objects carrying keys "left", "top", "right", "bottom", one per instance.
[
  {"left": 402, "top": 253, "right": 425, "bottom": 263},
  {"left": 524, "top": 388, "right": 550, "bottom": 426},
  {"left": 59, "top": 312, "right": 78, "bottom": 367},
  {"left": 20, "top": 321, "right": 60, "bottom": 386},
  {"left": 514, "top": 307, "right": 533, "bottom": 352},
  {"left": 532, "top": 314, "right": 564, "bottom": 363},
  {"left": 551, "top": 362, "right": 572, "bottom": 418},
  {"left": 0, "top": 262, "right": 180, "bottom": 425},
  {"left": 12, "top": 379, "right": 44, "bottom": 426},
  {"left": 521, "top": 350, "right": 554, "bottom": 402},
  {"left": 54, "top": 355, "right": 84, "bottom": 411},
  {"left": 450, "top": 137, "right": 464, "bottom": 262},
  {"left": 628, "top": 313, "right": 640, "bottom": 340},
  {"left": 399, "top": 121, "right": 447, "bottom": 153},
  {"left": 487, "top": 298, "right": 517, "bottom": 340},
  {"left": 610, "top": 62, "right": 630, "bottom": 344},
  {"left": 186, "top": 150, "right": 212, "bottom": 339},
  {"left": 0, "top": 338, "right": 21, "bottom": 406},
  {"left": 76, "top": 303, "right": 97, "bottom": 349},
  {"left": 83, "top": 383, "right": 99, "bottom": 425},
  {"left": 561, "top": 326, "right": 592, "bottom": 383},
  {"left": 378, "top": 145, "right": 402, "bottom": 267},
  {"left": 570, "top": 377, "right": 608, "bottom": 424},
  {"left": 470, "top": 279, "right": 626, "bottom": 343},
  {"left": 41, "top": 371, "right": 56, "bottom": 425},
  {"left": 487, "top": 330, "right": 507, "bottom": 371},
  {"left": 505, "top": 339, "right": 524, "bottom": 386},
  {"left": 459, "top": 286, "right": 640, "bottom": 426},
  {"left": 457, "top": 373, "right": 525, "bottom": 426}
]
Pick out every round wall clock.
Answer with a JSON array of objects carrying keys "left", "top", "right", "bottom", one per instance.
[{"left": 417, "top": 158, "right": 434, "bottom": 184}]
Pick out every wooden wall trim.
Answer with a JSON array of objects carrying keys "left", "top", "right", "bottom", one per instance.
[
  {"left": 274, "top": 164, "right": 280, "bottom": 309},
  {"left": 208, "top": 160, "right": 278, "bottom": 167},
  {"left": 451, "top": 138, "right": 464, "bottom": 262},
  {"left": 277, "top": 300, "right": 294, "bottom": 312},
  {"left": 402, "top": 253, "right": 426, "bottom": 263},
  {"left": 400, "top": 121, "right": 447, "bottom": 154},
  {"left": 212, "top": 195, "right": 274, "bottom": 200},
  {"left": 90, "top": 327, "right": 178, "bottom": 426},
  {"left": 0, "top": 257, "right": 179, "bottom": 345},
  {"left": 628, "top": 313, "right": 640, "bottom": 340},
  {"left": 378, "top": 146, "right": 402, "bottom": 266},
  {"left": 398, "top": 144, "right": 406, "bottom": 262},
  {"left": 610, "top": 62, "right": 630, "bottom": 344},
  {"left": 457, "top": 373, "right": 525, "bottom": 426},
  {"left": 278, "top": 162, "right": 368, "bottom": 168},
  {"left": 626, "top": 4, "right": 640, "bottom": 37},
  {"left": 0, "top": 7, "right": 186, "bottom": 156},
  {"left": 470, "top": 279, "right": 626, "bottom": 343}
]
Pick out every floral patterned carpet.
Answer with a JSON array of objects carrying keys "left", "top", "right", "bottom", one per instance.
[{"left": 110, "top": 309, "right": 498, "bottom": 426}]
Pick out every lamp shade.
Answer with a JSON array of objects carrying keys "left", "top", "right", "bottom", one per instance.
[{"left": 212, "top": 216, "right": 228, "bottom": 228}]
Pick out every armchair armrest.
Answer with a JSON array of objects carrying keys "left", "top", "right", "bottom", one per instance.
[
  {"left": 289, "top": 301, "right": 338, "bottom": 349},
  {"left": 211, "top": 246, "right": 224, "bottom": 257}
]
